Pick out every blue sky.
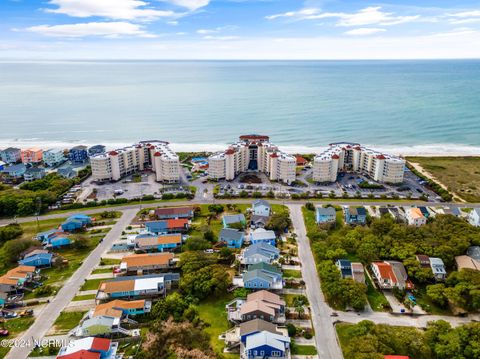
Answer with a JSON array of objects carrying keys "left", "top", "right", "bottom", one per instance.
[{"left": 2, "top": 0, "right": 480, "bottom": 59}]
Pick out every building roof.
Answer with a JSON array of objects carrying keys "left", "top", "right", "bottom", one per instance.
[
  {"left": 93, "top": 299, "right": 146, "bottom": 318},
  {"left": 239, "top": 319, "right": 280, "bottom": 337},
  {"left": 245, "top": 331, "right": 290, "bottom": 352},
  {"left": 467, "top": 246, "right": 480, "bottom": 261},
  {"left": 409, "top": 207, "right": 425, "bottom": 219},
  {"left": 316, "top": 207, "right": 336, "bottom": 216},
  {"left": 252, "top": 199, "right": 271, "bottom": 209},
  {"left": 99, "top": 276, "right": 165, "bottom": 294},
  {"left": 220, "top": 228, "right": 244, "bottom": 241},
  {"left": 2, "top": 164, "right": 26, "bottom": 173},
  {"left": 250, "top": 228, "right": 276, "bottom": 241},
  {"left": 136, "top": 234, "right": 182, "bottom": 247},
  {"left": 248, "top": 262, "right": 282, "bottom": 274},
  {"left": 57, "top": 337, "right": 112, "bottom": 358},
  {"left": 247, "top": 290, "right": 285, "bottom": 307},
  {"left": 348, "top": 206, "right": 367, "bottom": 216},
  {"left": 57, "top": 350, "right": 101, "bottom": 359},
  {"left": 372, "top": 262, "right": 397, "bottom": 284},
  {"left": 121, "top": 253, "right": 174, "bottom": 268},
  {"left": 223, "top": 214, "right": 246, "bottom": 224},
  {"left": 154, "top": 206, "right": 193, "bottom": 217},
  {"left": 240, "top": 299, "right": 276, "bottom": 317},
  {"left": 416, "top": 254, "right": 430, "bottom": 267},
  {"left": 455, "top": 255, "right": 480, "bottom": 271},
  {"left": 244, "top": 242, "right": 279, "bottom": 258}
]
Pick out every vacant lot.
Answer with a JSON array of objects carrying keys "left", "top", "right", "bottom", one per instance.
[{"left": 407, "top": 156, "right": 480, "bottom": 202}]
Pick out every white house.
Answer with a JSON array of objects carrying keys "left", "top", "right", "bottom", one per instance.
[
  {"left": 429, "top": 257, "right": 447, "bottom": 281},
  {"left": 406, "top": 207, "right": 427, "bottom": 227},
  {"left": 252, "top": 200, "right": 272, "bottom": 217},
  {"left": 469, "top": 208, "right": 480, "bottom": 227}
]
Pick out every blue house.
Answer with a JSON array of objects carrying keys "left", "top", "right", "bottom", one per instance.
[
  {"left": 68, "top": 214, "right": 92, "bottom": 225},
  {"left": 239, "top": 319, "right": 281, "bottom": 345},
  {"left": 243, "top": 263, "right": 283, "bottom": 290},
  {"left": 135, "top": 234, "right": 182, "bottom": 252},
  {"left": 316, "top": 207, "right": 336, "bottom": 224},
  {"left": 88, "top": 144, "right": 106, "bottom": 156},
  {"left": 242, "top": 242, "right": 280, "bottom": 265},
  {"left": 219, "top": 228, "right": 245, "bottom": 249},
  {"left": 344, "top": 206, "right": 367, "bottom": 225},
  {"left": 2, "top": 163, "right": 26, "bottom": 178},
  {"left": 252, "top": 200, "right": 272, "bottom": 217},
  {"left": 0, "top": 147, "right": 21, "bottom": 164},
  {"left": 223, "top": 214, "right": 246, "bottom": 228},
  {"left": 69, "top": 145, "right": 89, "bottom": 164},
  {"left": 250, "top": 228, "right": 276, "bottom": 246},
  {"left": 145, "top": 221, "right": 169, "bottom": 234},
  {"left": 335, "top": 259, "right": 352, "bottom": 279},
  {"left": 244, "top": 331, "right": 290, "bottom": 359},
  {"left": 61, "top": 214, "right": 91, "bottom": 232},
  {"left": 50, "top": 236, "right": 72, "bottom": 248},
  {"left": 19, "top": 253, "right": 53, "bottom": 268}
]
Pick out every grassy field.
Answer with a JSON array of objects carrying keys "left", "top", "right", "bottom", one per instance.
[
  {"left": 51, "top": 311, "right": 87, "bottom": 335},
  {"left": 91, "top": 267, "right": 113, "bottom": 274},
  {"left": 291, "top": 343, "right": 318, "bottom": 355},
  {"left": 80, "top": 278, "right": 104, "bottom": 291},
  {"left": 365, "top": 274, "right": 389, "bottom": 311},
  {"left": 100, "top": 258, "right": 121, "bottom": 265},
  {"left": 283, "top": 269, "right": 302, "bottom": 279},
  {"left": 407, "top": 156, "right": 480, "bottom": 202},
  {"left": 195, "top": 294, "right": 237, "bottom": 359},
  {"left": 0, "top": 317, "right": 35, "bottom": 358},
  {"left": 72, "top": 293, "right": 96, "bottom": 301}
]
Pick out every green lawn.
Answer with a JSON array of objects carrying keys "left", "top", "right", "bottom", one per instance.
[
  {"left": 100, "top": 258, "right": 121, "bottom": 265},
  {"left": 195, "top": 294, "right": 237, "bottom": 359},
  {"left": 407, "top": 156, "right": 480, "bottom": 202},
  {"left": 80, "top": 278, "right": 104, "bottom": 291},
  {"left": 72, "top": 293, "right": 96, "bottom": 301},
  {"left": 51, "top": 311, "right": 87, "bottom": 335},
  {"left": 283, "top": 269, "right": 302, "bottom": 279},
  {"left": 365, "top": 274, "right": 389, "bottom": 311},
  {"left": 91, "top": 267, "right": 113, "bottom": 274},
  {"left": 291, "top": 343, "right": 318, "bottom": 355}
]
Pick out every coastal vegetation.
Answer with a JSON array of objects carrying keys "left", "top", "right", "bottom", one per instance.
[
  {"left": 407, "top": 156, "right": 480, "bottom": 202},
  {"left": 336, "top": 320, "right": 480, "bottom": 359}
]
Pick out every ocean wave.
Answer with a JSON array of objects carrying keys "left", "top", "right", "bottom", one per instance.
[{"left": 0, "top": 138, "right": 479, "bottom": 156}]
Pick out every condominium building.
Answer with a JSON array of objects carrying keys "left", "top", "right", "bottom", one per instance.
[
  {"left": 90, "top": 140, "right": 180, "bottom": 183},
  {"left": 0, "top": 147, "right": 21, "bottom": 164},
  {"left": 313, "top": 142, "right": 405, "bottom": 184},
  {"left": 21, "top": 148, "right": 43, "bottom": 164},
  {"left": 42, "top": 149, "right": 65, "bottom": 167},
  {"left": 208, "top": 135, "right": 296, "bottom": 184}
]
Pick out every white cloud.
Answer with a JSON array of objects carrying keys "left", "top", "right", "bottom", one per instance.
[
  {"left": 344, "top": 28, "right": 386, "bottom": 36},
  {"left": 266, "top": 6, "right": 420, "bottom": 27},
  {"left": 197, "top": 28, "right": 217, "bottom": 34},
  {"left": 161, "top": 0, "right": 210, "bottom": 11},
  {"left": 202, "top": 35, "right": 239, "bottom": 40},
  {"left": 25, "top": 22, "right": 155, "bottom": 38},
  {"left": 45, "top": 0, "right": 177, "bottom": 20},
  {"left": 447, "top": 9, "right": 480, "bottom": 24},
  {"left": 448, "top": 10, "right": 480, "bottom": 18}
]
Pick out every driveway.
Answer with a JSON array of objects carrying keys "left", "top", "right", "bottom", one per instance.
[
  {"left": 288, "top": 204, "right": 344, "bottom": 359},
  {"left": 6, "top": 208, "right": 138, "bottom": 359}
]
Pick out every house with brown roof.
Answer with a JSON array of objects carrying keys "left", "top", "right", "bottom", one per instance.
[
  {"left": 351, "top": 262, "right": 365, "bottom": 284},
  {"left": 119, "top": 253, "right": 174, "bottom": 275},
  {"left": 92, "top": 299, "right": 152, "bottom": 318},
  {"left": 154, "top": 206, "right": 194, "bottom": 220},
  {"left": 226, "top": 290, "right": 285, "bottom": 324},
  {"left": 134, "top": 234, "right": 182, "bottom": 253},
  {"left": 0, "top": 266, "right": 37, "bottom": 295},
  {"left": 416, "top": 254, "right": 430, "bottom": 268}
]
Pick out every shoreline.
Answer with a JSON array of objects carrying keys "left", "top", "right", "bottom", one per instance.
[{"left": 0, "top": 139, "right": 479, "bottom": 157}]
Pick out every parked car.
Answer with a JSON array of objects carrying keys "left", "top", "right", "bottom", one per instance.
[
  {"left": 18, "top": 309, "right": 33, "bottom": 317},
  {"left": 0, "top": 329, "right": 9, "bottom": 336},
  {"left": 1, "top": 311, "right": 17, "bottom": 319}
]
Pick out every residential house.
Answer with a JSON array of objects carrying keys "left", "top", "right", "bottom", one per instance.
[
  {"left": 371, "top": 261, "right": 413, "bottom": 290},
  {"left": 223, "top": 318, "right": 284, "bottom": 352},
  {"left": 430, "top": 257, "right": 447, "bottom": 281},
  {"left": 388, "top": 207, "right": 405, "bottom": 223},
  {"left": 96, "top": 273, "right": 179, "bottom": 302},
  {"left": 19, "top": 252, "right": 53, "bottom": 268},
  {"left": 119, "top": 253, "right": 174, "bottom": 275},
  {"left": 250, "top": 214, "right": 270, "bottom": 229},
  {"left": 21, "top": 148, "right": 43, "bottom": 164},
  {"left": 351, "top": 262, "right": 365, "bottom": 284},
  {"left": 406, "top": 207, "right": 427, "bottom": 227},
  {"left": 61, "top": 214, "right": 92, "bottom": 232},
  {"left": 316, "top": 207, "right": 336, "bottom": 224},
  {"left": 378, "top": 207, "right": 390, "bottom": 217},
  {"left": 219, "top": 228, "right": 245, "bottom": 249},
  {"left": 37, "top": 229, "right": 72, "bottom": 248},
  {"left": 250, "top": 228, "right": 276, "bottom": 246},
  {"left": 416, "top": 254, "right": 430, "bottom": 268},
  {"left": 469, "top": 208, "right": 480, "bottom": 227},
  {"left": 295, "top": 155, "right": 307, "bottom": 166},
  {"left": 335, "top": 259, "right": 352, "bottom": 279},
  {"left": 69, "top": 145, "right": 89, "bottom": 163},
  {"left": 74, "top": 316, "right": 122, "bottom": 337},
  {"left": 242, "top": 263, "right": 283, "bottom": 290},
  {"left": 88, "top": 145, "right": 106, "bottom": 156},
  {"left": 344, "top": 206, "right": 367, "bottom": 225},
  {"left": 23, "top": 167, "right": 46, "bottom": 182},
  {"left": 0, "top": 147, "right": 21, "bottom": 164},
  {"left": 43, "top": 149, "right": 66, "bottom": 167},
  {"left": 154, "top": 206, "right": 194, "bottom": 220},
  {"left": 243, "top": 331, "right": 290, "bottom": 359},
  {"left": 418, "top": 206, "right": 431, "bottom": 218},
  {"left": 144, "top": 219, "right": 189, "bottom": 234},
  {"left": 57, "top": 166, "right": 76, "bottom": 179},
  {"left": 2, "top": 163, "right": 26, "bottom": 179},
  {"left": 56, "top": 337, "right": 118, "bottom": 359},
  {"left": 134, "top": 234, "right": 182, "bottom": 252},
  {"left": 0, "top": 266, "right": 37, "bottom": 295},
  {"left": 226, "top": 290, "right": 285, "bottom": 323},
  {"left": 241, "top": 242, "right": 280, "bottom": 265},
  {"left": 223, "top": 214, "right": 247, "bottom": 228},
  {"left": 455, "top": 246, "right": 480, "bottom": 271},
  {"left": 252, "top": 200, "right": 271, "bottom": 217}
]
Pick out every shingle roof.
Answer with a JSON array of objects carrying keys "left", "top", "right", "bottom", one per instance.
[
  {"left": 154, "top": 206, "right": 194, "bottom": 216},
  {"left": 121, "top": 253, "right": 173, "bottom": 268},
  {"left": 136, "top": 234, "right": 182, "bottom": 247},
  {"left": 239, "top": 319, "right": 279, "bottom": 337},
  {"left": 252, "top": 200, "right": 271, "bottom": 208},
  {"left": 245, "top": 331, "right": 290, "bottom": 352},
  {"left": 248, "top": 262, "right": 281, "bottom": 274},
  {"left": 316, "top": 207, "right": 336, "bottom": 216},
  {"left": 247, "top": 290, "right": 285, "bottom": 306},
  {"left": 220, "top": 228, "right": 244, "bottom": 241},
  {"left": 223, "top": 214, "right": 246, "bottom": 224}
]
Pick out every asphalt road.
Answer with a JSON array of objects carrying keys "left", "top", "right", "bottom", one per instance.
[
  {"left": 6, "top": 208, "right": 138, "bottom": 359},
  {"left": 288, "top": 204, "right": 344, "bottom": 359},
  {"left": 2, "top": 198, "right": 477, "bottom": 227}
]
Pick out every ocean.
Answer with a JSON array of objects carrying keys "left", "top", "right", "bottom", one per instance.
[{"left": 0, "top": 60, "right": 479, "bottom": 155}]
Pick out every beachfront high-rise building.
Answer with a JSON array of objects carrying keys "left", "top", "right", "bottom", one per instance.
[
  {"left": 43, "top": 149, "right": 66, "bottom": 167},
  {"left": 208, "top": 135, "right": 296, "bottom": 184},
  {"left": 90, "top": 141, "right": 180, "bottom": 183},
  {"left": 21, "top": 148, "right": 43, "bottom": 164},
  {"left": 312, "top": 142, "right": 405, "bottom": 184}
]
